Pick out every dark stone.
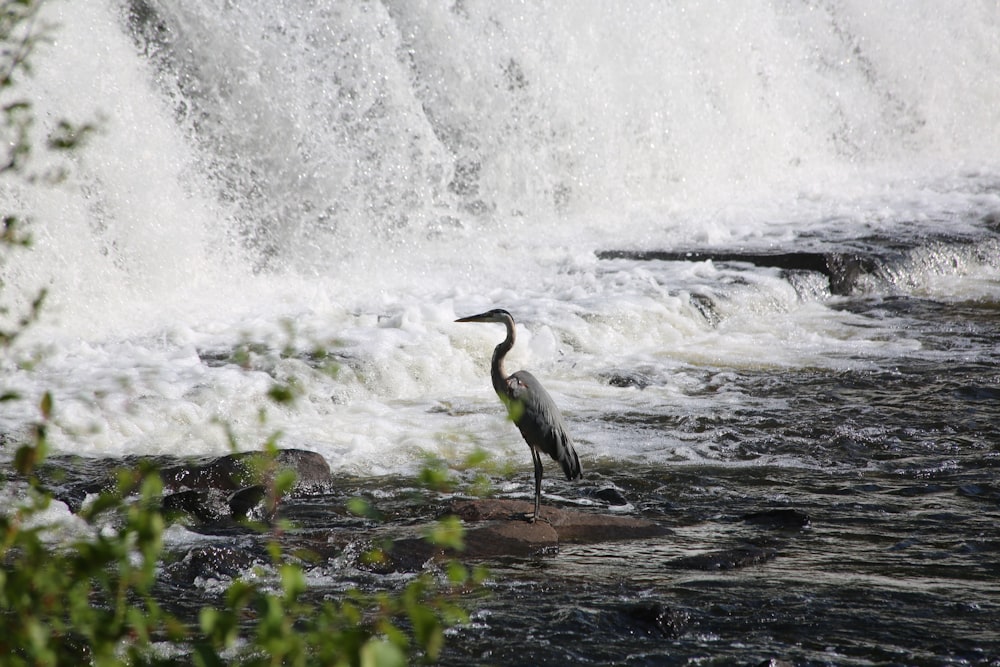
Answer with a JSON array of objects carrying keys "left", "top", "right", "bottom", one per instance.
[
  {"left": 359, "top": 538, "right": 445, "bottom": 575},
  {"left": 593, "top": 487, "right": 630, "bottom": 506},
  {"left": 160, "top": 484, "right": 274, "bottom": 525},
  {"left": 159, "top": 448, "right": 330, "bottom": 494},
  {"left": 742, "top": 508, "right": 811, "bottom": 530},
  {"left": 463, "top": 518, "right": 561, "bottom": 558},
  {"left": 982, "top": 210, "right": 1000, "bottom": 232},
  {"left": 604, "top": 371, "right": 652, "bottom": 389},
  {"left": 164, "top": 545, "right": 264, "bottom": 586},
  {"left": 665, "top": 545, "right": 778, "bottom": 571},
  {"left": 162, "top": 488, "right": 231, "bottom": 523},
  {"left": 49, "top": 484, "right": 93, "bottom": 515},
  {"left": 155, "top": 450, "right": 328, "bottom": 527},
  {"left": 614, "top": 601, "right": 688, "bottom": 638},
  {"left": 228, "top": 484, "right": 271, "bottom": 522}
]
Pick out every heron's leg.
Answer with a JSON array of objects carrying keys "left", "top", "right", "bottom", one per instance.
[{"left": 529, "top": 447, "right": 543, "bottom": 523}]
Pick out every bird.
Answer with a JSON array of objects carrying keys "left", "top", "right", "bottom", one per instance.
[{"left": 455, "top": 308, "right": 581, "bottom": 522}]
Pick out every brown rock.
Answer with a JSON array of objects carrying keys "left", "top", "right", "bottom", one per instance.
[
  {"left": 364, "top": 499, "right": 670, "bottom": 572},
  {"left": 463, "top": 517, "right": 560, "bottom": 558},
  {"left": 449, "top": 498, "right": 669, "bottom": 557}
]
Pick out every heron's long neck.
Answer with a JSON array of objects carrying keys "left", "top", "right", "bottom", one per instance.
[{"left": 490, "top": 318, "right": 516, "bottom": 398}]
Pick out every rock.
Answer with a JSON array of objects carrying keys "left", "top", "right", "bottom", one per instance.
[
  {"left": 228, "top": 484, "right": 271, "bottom": 521},
  {"left": 613, "top": 601, "right": 689, "bottom": 638},
  {"left": 361, "top": 538, "right": 443, "bottom": 574},
  {"left": 604, "top": 371, "right": 652, "bottom": 389},
  {"left": 156, "top": 448, "right": 329, "bottom": 527},
  {"left": 160, "top": 484, "right": 274, "bottom": 525},
  {"left": 593, "top": 487, "right": 630, "bottom": 506},
  {"left": 742, "top": 508, "right": 811, "bottom": 530},
  {"left": 463, "top": 517, "right": 561, "bottom": 558},
  {"left": 159, "top": 448, "right": 330, "bottom": 493},
  {"left": 162, "top": 488, "right": 232, "bottom": 523},
  {"left": 665, "top": 544, "right": 778, "bottom": 571},
  {"left": 366, "top": 499, "right": 669, "bottom": 572},
  {"left": 163, "top": 545, "right": 265, "bottom": 586},
  {"left": 596, "top": 249, "right": 878, "bottom": 296},
  {"left": 451, "top": 498, "right": 668, "bottom": 552}
]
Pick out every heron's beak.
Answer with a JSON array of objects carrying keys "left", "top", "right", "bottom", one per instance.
[{"left": 455, "top": 313, "right": 489, "bottom": 323}]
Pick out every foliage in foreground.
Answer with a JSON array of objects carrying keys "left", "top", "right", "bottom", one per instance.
[
  {"left": 1, "top": 402, "right": 477, "bottom": 666},
  {"left": 0, "top": 1, "right": 477, "bottom": 664}
]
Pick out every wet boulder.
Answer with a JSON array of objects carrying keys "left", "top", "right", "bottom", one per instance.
[
  {"left": 592, "top": 486, "right": 630, "bottom": 506},
  {"left": 159, "top": 448, "right": 331, "bottom": 493},
  {"left": 161, "top": 484, "right": 275, "bottom": 526},
  {"left": 162, "top": 544, "right": 267, "bottom": 587},
  {"left": 162, "top": 488, "right": 232, "bottom": 524},
  {"left": 157, "top": 449, "right": 329, "bottom": 527}
]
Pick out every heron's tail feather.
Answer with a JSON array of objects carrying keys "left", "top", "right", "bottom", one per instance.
[{"left": 559, "top": 436, "right": 582, "bottom": 481}]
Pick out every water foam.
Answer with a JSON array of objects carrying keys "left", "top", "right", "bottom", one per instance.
[{"left": 2, "top": 1, "right": 999, "bottom": 471}]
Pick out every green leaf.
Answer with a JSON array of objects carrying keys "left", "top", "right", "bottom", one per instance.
[
  {"left": 267, "top": 382, "right": 296, "bottom": 404},
  {"left": 423, "top": 515, "right": 465, "bottom": 551},
  {"left": 445, "top": 561, "right": 468, "bottom": 585},
  {"left": 279, "top": 563, "right": 306, "bottom": 602},
  {"left": 361, "top": 639, "right": 406, "bottom": 667},
  {"left": 273, "top": 468, "right": 297, "bottom": 495},
  {"left": 417, "top": 454, "right": 454, "bottom": 492},
  {"left": 347, "top": 496, "right": 385, "bottom": 522}
]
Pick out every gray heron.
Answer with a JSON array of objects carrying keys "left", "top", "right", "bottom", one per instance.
[{"left": 456, "top": 309, "right": 582, "bottom": 522}]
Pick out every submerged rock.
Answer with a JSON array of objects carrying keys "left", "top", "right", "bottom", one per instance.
[
  {"left": 613, "top": 601, "right": 689, "bottom": 638},
  {"left": 665, "top": 544, "right": 778, "bottom": 571},
  {"left": 592, "top": 486, "right": 630, "bottom": 506},
  {"left": 36, "top": 448, "right": 330, "bottom": 521},
  {"left": 741, "top": 508, "right": 811, "bottom": 530}
]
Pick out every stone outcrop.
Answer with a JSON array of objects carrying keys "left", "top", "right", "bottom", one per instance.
[
  {"left": 159, "top": 449, "right": 331, "bottom": 494},
  {"left": 596, "top": 249, "right": 878, "bottom": 295}
]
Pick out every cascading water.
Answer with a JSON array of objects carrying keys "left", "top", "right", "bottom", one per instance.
[{"left": 3, "top": 1, "right": 1000, "bottom": 663}]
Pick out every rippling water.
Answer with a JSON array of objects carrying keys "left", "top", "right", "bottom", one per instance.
[{"left": 3, "top": 1, "right": 1000, "bottom": 663}]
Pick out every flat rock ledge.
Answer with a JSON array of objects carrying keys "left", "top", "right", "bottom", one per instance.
[
  {"left": 453, "top": 498, "right": 668, "bottom": 554},
  {"left": 371, "top": 499, "right": 669, "bottom": 572}
]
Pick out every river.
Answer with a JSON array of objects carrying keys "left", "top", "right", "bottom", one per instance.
[{"left": 2, "top": 1, "right": 999, "bottom": 664}]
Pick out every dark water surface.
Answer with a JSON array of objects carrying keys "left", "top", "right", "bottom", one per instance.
[{"left": 435, "top": 462, "right": 1000, "bottom": 665}]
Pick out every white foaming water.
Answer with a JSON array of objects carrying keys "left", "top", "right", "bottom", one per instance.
[{"left": 2, "top": 1, "right": 999, "bottom": 473}]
